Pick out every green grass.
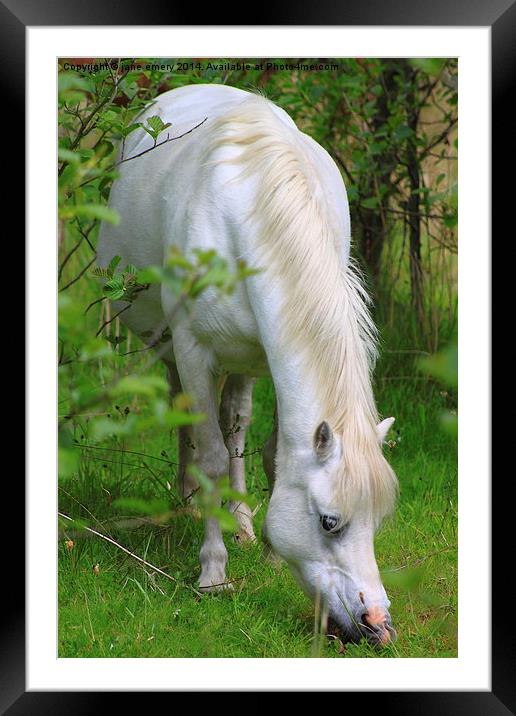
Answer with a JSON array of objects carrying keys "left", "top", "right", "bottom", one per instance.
[
  {"left": 59, "top": 352, "right": 457, "bottom": 658},
  {"left": 58, "top": 62, "right": 457, "bottom": 658}
]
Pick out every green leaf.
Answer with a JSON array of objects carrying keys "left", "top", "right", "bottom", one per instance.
[
  {"left": 58, "top": 446, "right": 80, "bottom": 480},
  {"left": 191, "top": 267, "right": 232, "bottom": 296},
  {"left": 440, "top": 410, "right": 458, "bottom": 438},
  {"left": 108, "top": 255, "right": 122, "bottom": 275},
  {"left": 187, "top": 465, "right": 214, "bottom": 493},
  {"left": 103, "top": 289, "right": 125, "bottom": 301},
  {"left": 58, "top": 72, "right": 91, "bottom": 96},
  {"left": 419, "top": 342, "right": 457, "bottom": 388},
  {"left": 381, "top": 566, "right": 425, "bottom": 593},
  {"left": 166, "top": 249, "right": 194, "bottom": 270},
  {"left": 121, "top": 123, "right": 142, "bottom": 138},
  {"left": 91, "top": 416, "right": 138, "bottom": 440},
  {"left": 112, "top": 498, "right": 170, "bottom": 515},
  {"left": 361, "top": 196, "right": 380, "bottom": 209},
  {"left": 109, "top": 374, "right": 169, "bottom": 398},
  {"left": 146, "top": 115, "right": 171, "bottom": 134},
  {"left": 142, "top": 115, "right": 172, "bottom": 140},
  {"left": 103, "top": 276, "right": 126, "bottom": 300},
  {"left": 91, "top": 266, "right": 112, "bottom": 279},
  {"left": 347, "top": 185, "right": 359, "bottom": 202},
  {"left": 369, "top": 141, "right": 386, "bottom": 155},
  {"left": 409, "top": 58, "right": 446, "bottom": 77},
  {"left": 443, "top": 212, "right": 458, "bottom": 229},
  {"left": 137, "top": 266, "right": 166, "bottom": 285},
  {"left": 394, "top": 125, "right": 412, "bottom": 141},
  {"left": 210, "top": 507, "right": 239, "bottom": 533},
  {"left": 59, "top": 204, "right": 120, "bottom": 225},
  {"left": 158, "top": 409, "right": 205, "bottom": 429},
  {"left": 58, "top": 148, "right": 81, "bottom": 164}
]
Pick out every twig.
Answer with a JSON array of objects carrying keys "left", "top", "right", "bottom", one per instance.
[
  {"left": 369, "top": 205, "right": 450, "bottom": 221},
  {"left": 419, "top": 117, "right": 458, "bottom": 160},
  {"left": 116, "top": 117, "right": 208, "bottom": 166},
  {"left": 58, "top": 511, "right": 204, "bottom": 595},
  {"left": 118, "top": 327, "right": 171, "bottom": 357},
  {"left": 229, "top": 447, "right": 264, "bottom": 460},
  {"left": 58, "top": 67, "right": 130, "bottom": 176},
  {"left": 94, "top": 284, "right": 149, "bottom": 337},
  {"left": 74, "top": 114, "right": 205, "bottom": 192},
  {"left": 75, "top": 219, "right": 97, "bottom": 253},
  {"left": 198, "top": 575, "right": 246, "bottom": 590},
  {"left": 96, "top": 303, "right": 132, "bottom": 337},
  {"left": 85, "top": 296, "right": 106, "bottom": 315},
  {"left": 60, "top": 282, "right": 194, "bottom": 426},
  {"left": 75, "top": 442, "right": 178, "bottom": 465},
  {"left": 59, "top": 256, "right": 96, "bottom": 292},
  {"left": 58, "top": 486, "right": 108, "bottom": 533},
  {"left": 58, "top": 235, "right": 86, "bottom": 281}
]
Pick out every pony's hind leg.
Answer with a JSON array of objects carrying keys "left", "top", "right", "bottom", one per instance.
[
  {"left": 165, "top": 361, "right": 198, "bottom": 501},
  {"left": 219, "top": 375, "right": 257, "bottom": 543}
]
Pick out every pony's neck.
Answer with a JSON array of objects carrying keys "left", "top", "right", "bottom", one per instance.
[
  {"left": 270, "top": 345, "right": 323, "bottom": 449},
  {"left": 268, "top": 327, "right": 376, "bottom": 454}
]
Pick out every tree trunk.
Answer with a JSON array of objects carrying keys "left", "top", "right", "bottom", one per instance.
[
  {"left": 402, "top": 62, "right": 425, "bottom": 325},
  {"left": 358, "top": 63, "right": 399, "bottom": 282}
]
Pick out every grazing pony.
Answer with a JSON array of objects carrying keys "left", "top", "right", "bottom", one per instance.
[{"left": 98, "top": 84, "right": 398, "bottom": 645}]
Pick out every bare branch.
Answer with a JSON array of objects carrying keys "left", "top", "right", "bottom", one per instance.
[
  {"left": 59, "top": 256, "right": 97, "bottom": 292},
  {"left": 58, "top": 511, "right": 203, "bottom": 596},
  {"left": 116, "top": 117, "right": 208, "bottom": 166}
]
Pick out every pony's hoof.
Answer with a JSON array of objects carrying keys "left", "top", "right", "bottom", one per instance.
[
  {"left": 174, "top": 504, "right": 202, "bottom": 520},
  {"left": 198, "top": 580, "right": 234, "bottom": 593},
  {"left": 233, "top": 526, "right": 257, "bottom": 545},
  {"left": 199, "top": 575, "right": 234, "bottom": 594}
]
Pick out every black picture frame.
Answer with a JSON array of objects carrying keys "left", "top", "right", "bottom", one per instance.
[{"left": 11, "top": 1, "right": 507, "bottom": 712}]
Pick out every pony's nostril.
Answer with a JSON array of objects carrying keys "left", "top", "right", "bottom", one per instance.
[
  {"left": 359, "top": 611, "right": 379, "bottom": 637},
  {"left": 360, "top": 611, "right": 370, "bottom": 628},
  {"left": 363, "top": 606, "right": 388, "bottom": 627},
  {"left": 360, "top": 608, "right": 394, "bottom": 645}
]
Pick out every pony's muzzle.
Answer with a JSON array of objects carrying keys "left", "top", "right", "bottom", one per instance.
[{"left": 360, "top": 606, "right": 397, "bottom": 646}]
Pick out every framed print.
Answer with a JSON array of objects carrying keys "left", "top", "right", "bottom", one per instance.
[{"left": 11, "top": 0, "right": 509, "bottom": 711}]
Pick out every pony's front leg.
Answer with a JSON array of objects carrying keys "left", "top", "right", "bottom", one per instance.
[
  {"left": 172, "top": 329, "right": 231, "bottom": 592},
  {"left": 262, "top": 405, "right": 278, "bottom": 497},
  {"left": 261, "top": 407, "right": 282, "bottom": 565},
  {"left": 220, "top": 375, "right": 256, "bottom": 543}
]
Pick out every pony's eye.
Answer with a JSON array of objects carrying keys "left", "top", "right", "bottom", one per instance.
[{"left": 320, "top": 514, "right": 342, "bottom": 533}]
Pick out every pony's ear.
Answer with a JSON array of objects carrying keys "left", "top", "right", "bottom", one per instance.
[
  {"left": 314, "top": 421, "right": 334, "bottom": 461},
  {"left": 377, "top": 417, "right": 395, "bottom": 444}
]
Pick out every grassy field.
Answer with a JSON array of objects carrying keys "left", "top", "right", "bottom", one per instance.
[
  {"left": 57, "top": 59, "right": 458, "bottom": 659},
  {"left": 58, "top": 316, "right": 458, "bottom": 659}
]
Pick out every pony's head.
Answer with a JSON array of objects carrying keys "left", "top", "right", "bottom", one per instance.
[{"left": 264, "top": 416, "right": 397, "bottom": 646}]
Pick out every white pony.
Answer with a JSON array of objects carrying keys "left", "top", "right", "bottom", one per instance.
[{"left": 98, "top": 84, "right": 398, "bottom": 645}]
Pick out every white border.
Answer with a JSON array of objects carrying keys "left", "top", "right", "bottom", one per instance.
[{"left": 28, "top": 27, "right": 490, "bottom": 691}]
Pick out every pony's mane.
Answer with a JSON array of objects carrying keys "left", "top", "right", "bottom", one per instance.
[{"left": 205, "top": 96, "right": 397, "bottom": 521}]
